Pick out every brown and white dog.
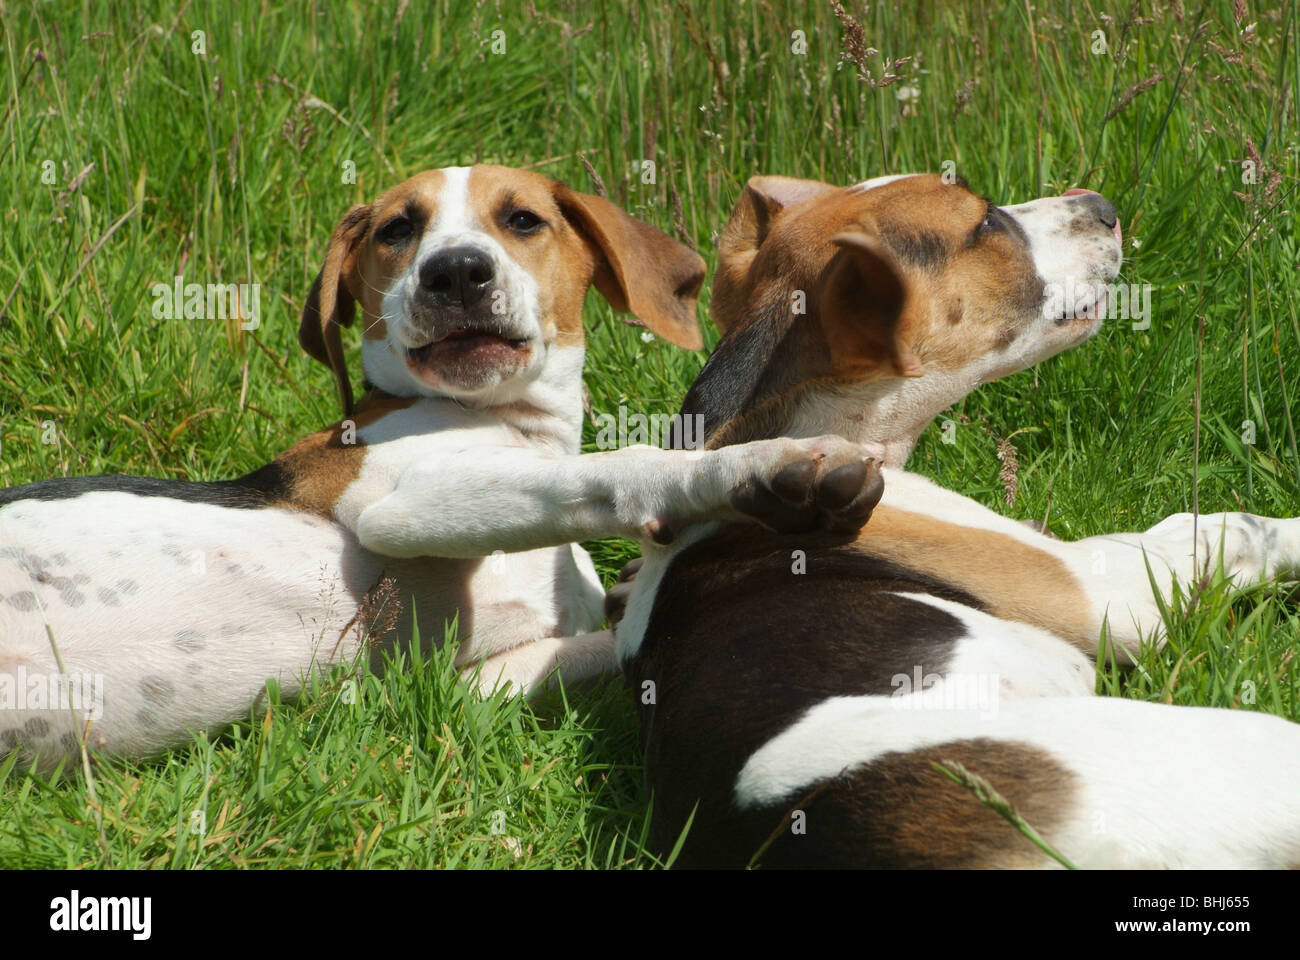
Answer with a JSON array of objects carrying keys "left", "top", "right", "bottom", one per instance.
[
  {"left": 614, "top": 173, "right": 1300, "bottom": 868},
  {"left": 0, "top": 164, "right": 881, "bottom": 771}
]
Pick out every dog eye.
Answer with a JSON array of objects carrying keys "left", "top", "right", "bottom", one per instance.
[
  {"left": 975, "top": 208, "right": 1004, "bottom": 238},
  {"left": 378, "top": 217, "right": 414, "bottom": 244},
  {"left": 505, "top": 209, "right": 544, "bottom": 234}
]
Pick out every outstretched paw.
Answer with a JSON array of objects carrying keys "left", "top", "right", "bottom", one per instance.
[{"left": 730, "top": 438, "right": 884, "bottom": 535}]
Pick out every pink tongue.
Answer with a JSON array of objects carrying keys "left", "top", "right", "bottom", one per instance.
[{"left": 1063, "top": 188, "right": 1122, "bottom": 245}]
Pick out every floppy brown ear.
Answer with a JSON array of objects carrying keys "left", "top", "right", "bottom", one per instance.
[
  {"left": 555, "top": 187, "right": 706, "bottom": 350},
  {"left": 820, "top": 231, "right": 924, "bottom": 379},
  {"left": 713, "top": 175, "right": 838, "bottom": 333},
  {"left": 300, "top": 204, "right": 371, "bottom": 416}
]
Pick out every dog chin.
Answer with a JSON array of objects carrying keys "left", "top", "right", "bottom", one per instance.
[
  {"left": 1060, "top": 316, "right": 1104, "bottom": 350},
  {"left": 1035, "top": 316, "right": 1104, "bottom": 366}
]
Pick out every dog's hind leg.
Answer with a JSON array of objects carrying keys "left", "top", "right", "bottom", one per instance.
[{"left": 1057, "top": 513, "right": 1300, "bottom": 659}]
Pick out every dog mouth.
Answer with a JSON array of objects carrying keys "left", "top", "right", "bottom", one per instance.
[
  {"left": 405, "top": 327, "right": 532, "bottom": 384},
  {"left": 1052, "top": 287, "right": 1109, "bottom": 326}
]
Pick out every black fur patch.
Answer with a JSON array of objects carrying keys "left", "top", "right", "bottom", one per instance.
[
  {"left": 878, "top": 227, "right": 949, "bottom": 271},
  {"left": 0, "top": 462, "right": 293, "bottom": 510},
  {"left": 672, "top": 296, "right": 822, "bottom": 450},
  {"left": 672, "top": 309, "right": 783, "bottom": 449}
]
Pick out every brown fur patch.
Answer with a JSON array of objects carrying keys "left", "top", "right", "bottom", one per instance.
[
  {"left": 851, "top": 505, "right": 1097, "bottom": 648},
  {"left": 270, "top": 426, "right": 367, "bottom": 518},
  {"left": 348, "top": 391, "right": 420, "bottom": 427},
  {"left": 756, "top": 738, "right": 1077, "bottom": 869},
  {"left": 710, "top": 175, "right": 839, "bottom": 335},
  {"left": 265, "top": 394, "right": 420, "bottom": 517}
]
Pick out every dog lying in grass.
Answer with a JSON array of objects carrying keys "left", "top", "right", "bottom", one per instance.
[{"left": 611, "top": 173, "right": 1300, "bottom": 868}]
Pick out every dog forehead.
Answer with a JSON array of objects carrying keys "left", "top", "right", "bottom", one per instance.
[
  {"left": 831, "top": 174, "right": 981, "bottom": 232},
  {"left": 466, "top": 164, "right": 564, "bottom": 217},
  {"left": 852, "top": 172, "right": 924, "bottom": 192},
  {"left": 370, "top": 168, "right": 452, "bottom": 221},
  {"left": 366, "top": 165, "right": 561, "bottom": 227},
  {"left": 752, "top": 176, "right": 965, "bottom": 260},
  {"left": 754, "top": 174, "right": 986, "bottom": 282}
]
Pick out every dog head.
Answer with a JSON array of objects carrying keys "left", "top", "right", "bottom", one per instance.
[
  {"left": 685, "top": 173, "right": 1122, "bottom": 463},
  {"left": 301, "top": 165, "right": 705, "bottom": 415}
]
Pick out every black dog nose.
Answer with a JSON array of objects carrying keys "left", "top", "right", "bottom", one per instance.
[
  {"left": 419, "top": 246, "right": 494, "bottom": 307},
  {"left": 1067, "top": 190, "right": 1118, "bottom": 230}
]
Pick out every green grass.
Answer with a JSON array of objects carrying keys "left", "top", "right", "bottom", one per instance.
[
  {"left": 1, "top": 624, "right": 652, "bottom": 868},
  {"left": 1, "top": 0, "right": 1297, "bottom": 867}
]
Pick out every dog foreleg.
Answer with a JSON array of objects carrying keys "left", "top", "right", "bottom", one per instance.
[{"left": 353, "top": 436, "right": 882, "bottom": 559}]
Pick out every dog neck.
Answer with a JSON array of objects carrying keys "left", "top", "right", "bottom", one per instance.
[{"left": 781, "top": 370, "right": 983, "bottom": 468}]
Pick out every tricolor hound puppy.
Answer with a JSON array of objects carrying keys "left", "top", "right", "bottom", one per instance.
[
  {"left": 614, "top": 173, "right": 1300, "bottom": 868},
  {"left": 0, "top": 165, "right": 880, "bottom": 772}
]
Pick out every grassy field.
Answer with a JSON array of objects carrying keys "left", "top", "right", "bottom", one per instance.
[{"left": 0, "top": 0, "right": 1297, "bottom": 868}]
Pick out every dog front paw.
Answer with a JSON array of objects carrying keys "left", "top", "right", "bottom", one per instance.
[{"left": 729, "top": 437, "right": 884, "bottom": 535}]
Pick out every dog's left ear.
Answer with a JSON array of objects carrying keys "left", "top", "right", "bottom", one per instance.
[
  {"left": 819, "top": 231, "right": 924, "bottom": 379},
  {"left": 300, "top": 204, "right": 371, "bottom": 417},
  {"left": 556, "top": 187, "right": 706, "bottom": 349}
]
